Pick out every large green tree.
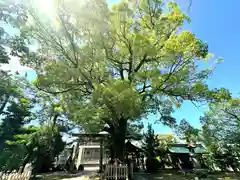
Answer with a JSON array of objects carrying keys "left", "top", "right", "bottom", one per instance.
[
  {"left": 201, "top": 98, "right": 240, "bottom": 148},
  {"left": 20, "top": 0, "right": 230, "bottom": 160}
]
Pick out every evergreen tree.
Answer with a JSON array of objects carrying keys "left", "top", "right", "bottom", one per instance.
[{"left": 142, "top": 124, "right": 159, "bottom": 157}]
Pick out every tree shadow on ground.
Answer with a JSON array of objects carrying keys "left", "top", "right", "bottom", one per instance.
[{"left": 141, "top": 170, "right": 240, "bottom": 180}]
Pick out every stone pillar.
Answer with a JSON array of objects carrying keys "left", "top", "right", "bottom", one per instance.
[{"left": 76, "top": 146, "right": 83, "bottom": 169}]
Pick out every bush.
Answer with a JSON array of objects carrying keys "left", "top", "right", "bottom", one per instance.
[{"left": 146, "top": 157, "right": 160, "bottom": 173}]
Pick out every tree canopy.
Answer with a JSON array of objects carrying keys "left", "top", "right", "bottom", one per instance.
[
  {"left": 200, "top": 98, "right": 240, "bottom": 170},
  {"left": 201, "top": 98, "right": 240, "bottom": 149},
  {"left": 0, "top": 2, "right": 66, "bottom": 171},
  {"left": 0, "top": 72, "right": 66, "bottom": 172}
]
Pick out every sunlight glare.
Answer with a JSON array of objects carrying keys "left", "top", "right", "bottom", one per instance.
[{"left": 34, "top": 0, "right": 55, "bottom": 15}]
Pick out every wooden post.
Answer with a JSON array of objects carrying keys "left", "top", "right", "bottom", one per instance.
[{"left": 99, "top": 138, "right": 103, "bottom": 172}]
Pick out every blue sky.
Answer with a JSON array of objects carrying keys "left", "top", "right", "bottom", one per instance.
[{"left": 1, "top": 0, "right": 240, "bottom": 134}]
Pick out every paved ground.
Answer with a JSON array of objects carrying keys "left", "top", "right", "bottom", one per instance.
[
  {"left": 134, "top": 174, "right": 148, "bottom": 180},
  {"left": 139, "top": 170, "right": 240, "bottom": 180},
  {"left": 61, "top": 175, "right": 97, "bottom": 180},
  {"left": 38, "top": 170, "right": 99, "bottom": 180},
  {"left": 61, "top": 172, "right": 98, "bottom": 180}
]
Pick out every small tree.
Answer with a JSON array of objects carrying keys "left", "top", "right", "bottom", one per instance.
[
  {"left": 142, "top": 124, "right": 159, "bottom": 157},
  {"left": 156, "top": 133, "right": 176, "bottom": 165},
  {"left": 4, "top": 124, "right": 65, "bottom": 173},
  {"left": 29, "top": 124, "right": 65, "bottom": 173},
  {"left": 142, "top": 124, "right": 160, "bottom": 172},
  {"left": 0, "top": 95, "right": 33, "bottom": 171}
]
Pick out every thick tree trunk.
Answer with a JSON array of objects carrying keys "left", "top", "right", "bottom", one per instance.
[{"left": 111, "top": 119, "right": 127, "bottom": 162}]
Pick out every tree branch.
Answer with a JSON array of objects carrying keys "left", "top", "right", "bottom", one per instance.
[
  {"left": 222, "top": 109, "right": 240, "bottom": 122},
  {"left": 35, "top": 80, "right": 91, "bottom": 96},
  {"left": 29, "top": 10, "right": 78, "bottom": 67},
  {"left": 118, "top": 26, "right": 134, "bottom": 82},
  {"left": 101, "top": 35, "right": 126, "bottom": 80},
  {"left": 57, "top": 10, "right": 78, "bottom": 67},
  {"left": 158, "top": 55, "right": 184, "bottom": 91},
  {"left": 35, "top": 84, "right": 76, "bottom": 95},
  {"left": 140, "top": 85, "right": 151, "bottom": 94},
  {"left": 147, "top": 0, "right": 155, "bottom": 27},
  {"left": 134, "top": 53, "right": 147, "bottom": 73},
  {"left": 119, "top": 65, "right": 124, "bottom": 80},
  {"left": 134, "top": 22, "right": 179, "bottom": 73}
]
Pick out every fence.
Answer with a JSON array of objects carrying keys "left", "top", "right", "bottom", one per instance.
[
  {"left": 0, "top": 171, "right": 31, "bottom": 180},
  {"left": 104, "top": 165, "right": 130, "bottom": 180}
]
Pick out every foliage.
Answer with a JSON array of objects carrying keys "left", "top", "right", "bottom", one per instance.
[
  {"left": 0, "top": 72, "right": 65, "bottom": 173},
  {"left": 142, "top": 124, "right": 159, "bottom": 157},
  {"left": 176, "top": 119, "right": 200, "bottom": 143},
  {"left": 0, "top": 89, "right": 32, "bottom": 171},
  {"left": 156, "top": 133, "right": 176, "bottom": 158},
  {"left": 201, "top": 99, "right": 240, "bottom": 146},
  {"left": 0, "top": 81, "right": 32, "bottom": 146},
  {"left": 201, "top": 98, "right": 240, "bottom": 171},
  {"left": 0, "top": 0, "right": 29, "bottom": 63},
  {"left": 157, "top": 133, "right": 176, "bottom": 147},
  {"left": 32, "top": 90, "right": 76, "bottom": 133},
  {"left": 144, "top": 128, "right": 162, "bottom": 172},
  {"left": 0, "top": 0, "right": 236, "bottom": 172},
  {"left": 0, "top": 123, "right": 65, "bottom": 173},
  {"left": 28, "top": 124, "right": 65, "bottom": 173},
  {"left": 0, "top": 71, "right": 20, "bottom": 115},
  {"left": 126, "top": 122, "right": 144, "bottom": 140},
  {"left": 0, "top": 0, "right": 67, "bottom": 173}
]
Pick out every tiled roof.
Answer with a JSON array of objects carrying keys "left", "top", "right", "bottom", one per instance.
[{"left": 168, "top": 144, "right": 206, "bottom": 154}]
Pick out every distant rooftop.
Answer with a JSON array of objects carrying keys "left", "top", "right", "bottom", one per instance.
[{"left": 168, "top": 144, "right": 206, "bottom": 154}]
